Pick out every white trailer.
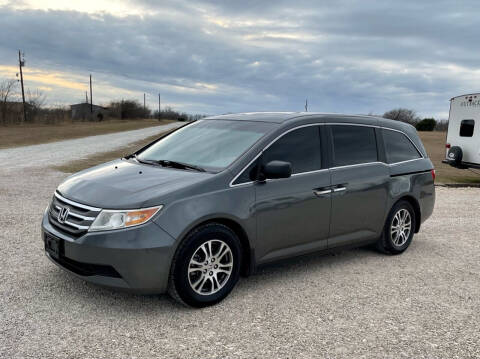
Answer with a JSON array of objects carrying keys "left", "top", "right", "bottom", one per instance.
[{"left": 444, "top": 93, "right": 480, "bottom": 169}]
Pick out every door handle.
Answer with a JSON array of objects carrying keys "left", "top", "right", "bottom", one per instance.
[{"left": 313, "top": 189, "right": 332, "bottom": 196}]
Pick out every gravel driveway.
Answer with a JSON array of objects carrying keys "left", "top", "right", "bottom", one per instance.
[
  {"left": 0, "top": 129, "right": 479, "bottom": 358},
  {"left": 0, "top": 122, "right": 183, "bottom": 170}
]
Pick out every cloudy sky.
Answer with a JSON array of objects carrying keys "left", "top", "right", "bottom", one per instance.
[{"left": 0, "top": 0, "right": 479, "bottom": 118}]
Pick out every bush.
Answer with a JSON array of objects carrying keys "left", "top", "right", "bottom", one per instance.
[
  {"left": 108, "top": 99, "right": 151, "bottom": 119},
  {"left": 416, "top": 118, "right": 436, "bottom": 131},
  {"left": 153, "top": 106, "right": 206, "bottom": 122}
]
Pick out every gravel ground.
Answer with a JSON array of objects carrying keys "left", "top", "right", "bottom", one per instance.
[{"left": 0, "top": 130, "right": 479, "bottom": 358}]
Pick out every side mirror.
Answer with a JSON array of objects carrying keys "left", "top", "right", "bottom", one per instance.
[{"left": 262, "top": 160, "right": 292, "bottom": 179}]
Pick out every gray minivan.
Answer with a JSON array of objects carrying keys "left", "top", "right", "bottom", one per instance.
[{"left": 42, "top": 112, "right": 435, "bottom": 307}]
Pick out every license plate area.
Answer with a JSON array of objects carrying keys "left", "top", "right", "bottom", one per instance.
[{"left": 44, "top": 233, "right": 63, "bottom": 260}]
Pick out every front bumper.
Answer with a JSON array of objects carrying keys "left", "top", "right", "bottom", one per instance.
[{"left": 42, "top": 212, "right": 176, "bottom": 294}]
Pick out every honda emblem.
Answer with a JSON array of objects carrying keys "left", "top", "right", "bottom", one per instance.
[{"left": 57, "top": 207, "right": 70, "bottom": 223}]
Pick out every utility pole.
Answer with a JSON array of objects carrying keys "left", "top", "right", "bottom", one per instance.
[
  {"left": 144, "top": 93, "right": 146, "bottom": 112},
  {"left": 89, "top": 74, "right": 93, "bottom": 113},
  {"left": 18, "top": 50, "right": 27, "bottom": 122},
  {"left": 305, "top": 98, "right": 308, "bottom": 112},
  {"left": 85, "top": 91, "right": 88, "bottom": 103},
  {"left": 158, "top": 93, "right": 161, "bottom": 120}
]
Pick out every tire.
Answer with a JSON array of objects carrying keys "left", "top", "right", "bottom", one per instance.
[
  {"left": 168, "top": 223, "right": 242, "bottom": 308},
  {"left": 376, "top": 200, "right": 416, "bottom": 255},
  {"left": 447, "top": 146, "right": 463, "bottom": 166}
]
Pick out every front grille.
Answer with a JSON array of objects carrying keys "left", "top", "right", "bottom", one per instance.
[{"left": 48, "top": 192, "right": 101, "bottom": 238}]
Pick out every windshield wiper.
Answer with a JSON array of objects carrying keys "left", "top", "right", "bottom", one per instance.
[
  {"left": 157, "top": 159, "right": 206, "bottom": 172},
  {"left": 132, "top": 155, "right": 206, "bottom": 172},
  {"left": 134, "top": 154, "right": 159, "bottom": 166}
]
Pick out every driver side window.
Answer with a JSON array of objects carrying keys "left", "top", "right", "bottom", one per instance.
[
  {"left": 232, "top": 125, "right": 322, "bottom": 185},
  {"left": 262, "top": 126, "right": 322, "bottom": 174}
]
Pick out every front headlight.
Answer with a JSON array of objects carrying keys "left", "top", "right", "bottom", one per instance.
[{"left": 88, "top": 206, "right": 163, "bottom": 232}]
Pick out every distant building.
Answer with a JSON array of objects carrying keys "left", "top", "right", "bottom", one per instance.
[{"left": 71, "top": 103, "right": 109, "bottom": 120}]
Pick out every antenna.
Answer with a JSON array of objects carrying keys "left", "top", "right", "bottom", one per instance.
[{"left": 305, "top": 98, "right": 308, "bottom": 112}]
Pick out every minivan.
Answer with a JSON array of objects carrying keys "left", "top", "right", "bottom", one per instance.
[{"left": 42, "top": 112, "right": 436, "bottom": 307}]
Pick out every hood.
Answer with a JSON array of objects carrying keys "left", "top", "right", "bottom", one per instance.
[{"left": 57, "top": 159, "right": 214, "bottom": 209}]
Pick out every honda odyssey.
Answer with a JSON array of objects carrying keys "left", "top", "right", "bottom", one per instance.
[{"left": 42, "top": 112, "right": 435, "bottom": 307}]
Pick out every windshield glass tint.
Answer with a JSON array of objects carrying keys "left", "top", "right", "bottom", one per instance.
[{"left": 138, "top": 120, "right": 274, "bottom": 171}]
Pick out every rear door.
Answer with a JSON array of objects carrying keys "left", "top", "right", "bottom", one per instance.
[
  {"left": 254, "top": 125, "right": 331, "bottom": 263},
  {"left": 327, "top": 124, "right": 390, "bottom": 247}
]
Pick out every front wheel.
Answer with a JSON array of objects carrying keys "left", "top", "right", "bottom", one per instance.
[
  {"left": 376, "top": 200, "right": 416, "bottom": 254},
  {"left": 168, "top": 223, "right": 242, "bottom": 308}
]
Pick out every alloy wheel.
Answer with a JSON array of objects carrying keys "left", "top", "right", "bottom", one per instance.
[
  {"left": 188, "top": 239, "right": 234, "bottom": 295},
  {"left": 390, "top": 208, "right": 412, "bottom": 247}
]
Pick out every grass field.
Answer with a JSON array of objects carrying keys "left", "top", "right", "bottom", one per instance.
[
  {"left": 0, "top": 119, "right": 175, "bottom": 149},
  {"left": 419, "top": 131, "right": 480, "bottom": 184}
]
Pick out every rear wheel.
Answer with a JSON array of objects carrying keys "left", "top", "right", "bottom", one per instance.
[
  {"left": 168, "top": 223, "right": 241, "bottom": 307},
  {"left": 376, "top": 200, "right": 416, "bottom": 254}
]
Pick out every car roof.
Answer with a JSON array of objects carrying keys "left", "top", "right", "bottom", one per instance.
[
  {"left": 204, "top": 112, "right": 300, "bottom": 123},
  {"left": 203, "top": 111, "right": 426, "bottom": 157},
  {"left": 204, "top": 111, "right": 407, "bottom": 128}
]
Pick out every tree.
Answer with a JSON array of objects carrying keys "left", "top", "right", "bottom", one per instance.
[
  {"left": 0, "top": 79, "right": 18, "bottom": 124},
  {"left": 435, "top": 120, "right": 448, "bottom": 131},
  {"left": 108, "top": 99, "right": 150, "bottom": 119},
  {"left": 383, "top": 108, "right": 420, "bottom": 125},
  {"left": 415, "top": 118, "right": 436, "bottom": 131},
  {"left": 26, "top": 89, "right": 47, "bottom": 121}
]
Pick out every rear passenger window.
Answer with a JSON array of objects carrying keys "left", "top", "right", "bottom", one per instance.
[
  {"left": 331, "top": 125, "right": 377, "bottom": 166},
  {"left": 383, "top": 129, "right": 421, "bottom": 164},
  {"left": 460, "top": 120, "right": 475, "bottom": 137},
  {"left": 262, "top": 126, "right": 321, "bottom": 174}
]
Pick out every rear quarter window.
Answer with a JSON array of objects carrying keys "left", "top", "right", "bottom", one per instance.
[{"left": 383, "top": 129, "right": 422, "bottom": 164}]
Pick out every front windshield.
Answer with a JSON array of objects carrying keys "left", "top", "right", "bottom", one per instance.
[{"left": 137, "top": 120, "right": 274, "bottom": 171}]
